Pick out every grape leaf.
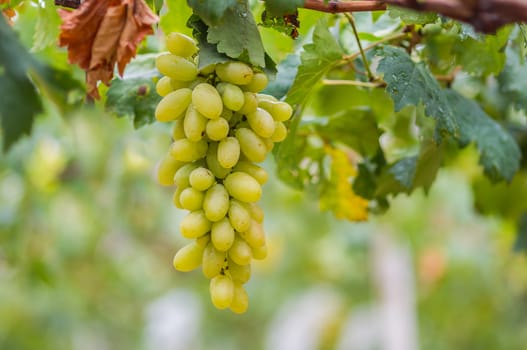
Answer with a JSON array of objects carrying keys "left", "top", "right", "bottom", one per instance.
[
  {"left": 105, "top": 54, "right": 161, "bottom": 128},
  {"left": 514, "top": 213, "right": 527, "bottom": 254},
  {"left": 286, "top": 19, "right": 343, "bottom": 105},
  {"left": 473, "top": 173, "right": 527, "bottom": 219},
  {"left": 498, "top": 45, "right": 527, "bottom": 112},
  {"left": 387, "top": 5, "right": 437, "bottom": 25},
  {"left": 264, "top": 0, "right": 304, "bottom": 16},
  {"left": 262, "top": 53, "right": 300, "bottom": 99},
  {"left": 32, "top": 0, "right": 61, "bottom": 52},
  {"left": 187, "top": 15, "right": 229, "bottom": 70},
  {"left": 207, "top": 3, "right": 266, "bottom": 67},
  {"left": 377, "top": 45, "right": 457, "bottom": 139},
  {"left": 445, "top": 89, "right": 520, "bottom": 182},
  {"left": 186, "top": 0, "right": 237, "bottom": 26},
  {"left": 161, "top": 0, "right": 193, "bottom": 36}
]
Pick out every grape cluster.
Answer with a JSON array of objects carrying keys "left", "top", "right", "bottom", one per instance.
[{"left": 154, "top": 32, "right": 292, "bottom": 313}]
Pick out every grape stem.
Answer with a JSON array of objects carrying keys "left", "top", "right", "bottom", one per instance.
[
  {"left": 343, "top": 12, "right": 374, "bottom": 82},
  {"left": 54, "top": 0, "right": 81, "bottom": 8}
]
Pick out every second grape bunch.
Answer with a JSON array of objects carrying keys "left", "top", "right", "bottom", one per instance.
[{"left": 154, "top": 32, "right": 293, "bottom": 313}]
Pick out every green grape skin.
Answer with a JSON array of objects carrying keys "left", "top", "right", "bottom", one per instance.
[
  {"left": 219, "top": 83, "right": 245, "bottom": 111},
  {"left": 189, "top": 167, "right": 215, "bottom": 191},
  {"left": 271, "top": 101, "right": 293, "bottom": 122},
  {"left": 209, "top": 275, "right": 234, "bottom": 309},
  {"left": 211, "top": 218, "right": 235, "bottom": 252},
  {"left": 242, "top": 72, "right": 268, "bottom": 93},
  {"left": 263, "top": 137, "right": 274, "bottom": 152},
  {"left": 206, "top": 118, "right": 230, "bottom": 141},
  {"left": 227, "top": 258, "right": 251, "bottom": 284},
  {"left": 271, "top": 121, "right": 288, "bottom": 142},
  {"left": 229, "top": 237, "right": 252, "bottom": 266},
  {"left": 155, "top": 88, "right": 192, "bottom": 122},
  {"left": 239, "top": 220, "right": 265, "bottom": 248},
  {"left": 156, "top": 153, "right": 184, "bottom": 186},
  {"left": 215, "top": 61, "right": 254, "bottom": 85},
  {"left": 228, "top": 199, "right": 252, "bottom": 233},
  {"left": 218, "top": 137, "right": 241, "bottom": 169},
  {"left": 232, "top": 161, "right": 268, "bottom": 185},
  {"left": 174, "top": 163, "right": 199, "bottom": 188},
  {"left": 251, "top": 244, "right": 268, "bottom": 260},
  {"left": 224, "top": 172, "right": 262, "bottom": 203},
  {"left": 180, "top": 210, "right": 212, "bottom": 239},
  {"left": 170, "top": 139, "right": 208, "bottom": 162},
  {"left": 184, "top": 104, "right": 208, "bottom": 142},
  {"left": 188, "top": 76, "right": 207, "bottom": 89},
  {"left": 172, "top": 187, "right": 184, "bottom": 209},
  {"left": 256, "top": 93, "right": 278, "bottom": 103},
  {"left": 192, "top": 83, "right": 223, "bottom": 119},
  {"left": 230, "top": 283, "right": 249, "bottom": 314},
  {"left": 179, "top": 187, "right": 205, "bottom": 211},
  {"left": 206, "top": 143, "right": 231, "bottom": 179},
  {"left": 220, "top": 108, "right": 234, "bottom": 122},
  {"left": 172, "top": 119, "right": 186, "bottom": 140},
  {"left": 235, "top": 128, "right": 267, "bottom": 163},
  {"left": 199, "top": 64, "right": 216, "bottom": 75},
  {"left": 247, "top": 202, "right": 264, "bottom": 223},
  {"left": 166, "top": 32, "right": 198, "bottom": 58},
  {"left": 156, "top": 76, "right": 174, "bottom": 96},
  {"left": 156, "top": 53, "right": 198, "bottom": 81},
  {"left": 237, "top": 92, "right": 258, "bottom": 115},
  {"left": 173, "top": 242, "right": 204, "bottom": 272},
  {"left": 203, "top": 184, "right": 230, "bottom": 222},
  {"left": 202, "top": 242, "right": 226, "bottom": 279},
  {"left": 196, "top": 233, "right": 211, "bottom": 247},
  {"left": 246, "top": 108, "right": 276, "bottom": 138},
  {"left": 170, "top": 78, "right": 191, "bottom": 91}
]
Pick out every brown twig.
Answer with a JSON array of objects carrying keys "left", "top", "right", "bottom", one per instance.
[
  {"left": 304, "top": 0, "right": 387, "bottom": 13},
  {"left": 55, "top": 0, "right": 81, "bottom": 9}
]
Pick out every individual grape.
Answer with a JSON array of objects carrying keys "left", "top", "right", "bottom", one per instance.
[
  {"left": 224, "top": 172, "right": 262, "bottom": 203},
  {"left": 256, "top": 93, "right": 278, "bottom": 103},
  {"left": 156, "top": 76, "right": 174, "bottom": 97},
  {"left": 239, "top": 220, "right": 265, "bottom": 248},
  {"left": 220, "top": 109, "right": 234, "bottom": 122},
  {"left": 173, "top": 242, "right": 204, "bottom": 272},
  {"left": 246, "top": 108, "right": 276, "bottom": 138},
  {"left": 170, "top": 139, "right": 208, "bottom": 162},
  {"left": 189, "top": 167, "right": 215, "bottom": 191},
  {"left": 242, "top": 72, "right": 268, "bottom": 93},
  {"left": 247, "top": 202, "right": 264, "bottom": 223},
  {"left": 180, "top": 210, "right": 212, "bottom": 238},
  {"left": 192, "top": 83, "right": 223, "bottom": 119},
  {"left": 156, "top": 153, "right": 184, "bottom": 186},
  {"left": 229, "top": 237, "right": 252, "bottom": 266},
  {"left": 155, "top": 88, "right": 192, "bottom": 122},
  {"left": 196, "top": 233, "right": 211, "bottom": 247},
  {"left": 271, "top": 101, "right": 293, "bottom": 122},
  {"left": 227, "top": 258, "right": 251, "bottom": 284},
  {"left": 172, "top": 119, "right": 186, "bottom": 140},
  {"left": 206, "top": 143, "right": 231, "bottom": 179},
  {"left": 230, "top": 284, "right": 249, "bottom": 314},
  {"left": 232, "top": 161, "right": 268, "bottom": 185},
  {"left": 170, "top": 79, "right": 191, "bottom": 91},
  {"left": 211, "top": 217, "right": 235, "bottom": 252},
  {"left": 263, "top": 137, "right": 274, "bottom": 152},
  {"left": 203, "top": 184, "right": 230, "bottom": 222},
  {"left": 218, "top": 83, "right": 245, "bottom": 111},
  {"left": 179, "top": 187, "right": 205, "bottom": 211},
  {"left": 271, "top": 121, "right": 288, "bottom": 142},
  {"left": 209, "top": 275, "right": 234, "bottom": 309},
  {"left": 206, "top": 117, "right": 230, "bottom": 141},
  {"left": 217, "top": 137, "right": 241, "bottom": 169},
  {"left": 251, "top": 244, "right": 268, "bottom": 260},
  {"left": 174, "top": 163, "right": 199, "bottom": 188},
  {"left": 188, "top": 76, "right": 207, "bottom": 89},
  {"left": 202, "top": 242, "right": 226, "bottom": 278},
  {"left": 184, "top": 104, "right": 208, "bottom": 142},
  {"left": 199, "top": 64, "right": 216, "bottom": 75},
  {"left": 235, "top": 128, "right": 267, "bottom": 163},
  {"left": 156, "top": 53, "right": 198, "bottom": 81},
  {"left": 216, "top": 61, "right": 254, "bottom": 85},
  {"left": 228, "top": 199, "right": 252, "bottom": 233},
  {"left": 237, "top": 92, "right": 258, "bottom": 115},
  {"left": 166, "top": 32, "right": 198, "bottom": 58},
  {"left": 172, "top": 187, "right": 183, "bottom": 209}
]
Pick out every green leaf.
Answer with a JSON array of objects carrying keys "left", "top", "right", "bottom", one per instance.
[
  {"left": 387, "top": 5, "right": 437, "bottom": 25},
  {"left": 187, "top": 15, "right": 229, "bottom": 69},
  {"left": 514, "top": 213, "right": 527, "bottom": 254},
  {"left": 445, "top": 89, "right": 520, "bottom": 182},
  {"left": 286, "top": 19, "right": 344, "bottom": 105},
  {"left": 498, "top": 45, "right": 527, "bottom": 111},
  {"left": 32, "top": 0, "right": 61, "bottom": 52},
  {"left": 207, "top": 3, "right": 266, "bottom": 67},
  {"left": 262, "top": 53, "right": 300, "bottom": 99},
  {"left": 377, "top": 45, "right": 457, "bottom": 139},
  {"left": 264, "top": 0, "right": 304, "bottom": 16},
  {"left": 186, "top": 0, "right": 238, "bottom": 26},
  {"left": 473, "top": 173, "right": 527, "bottom": 219},
  {"left": 105, "top": 54, "right": 161, "bottom": 128},
  {"left": 161, "top": 0, "right": 193, "bottom": 36}
]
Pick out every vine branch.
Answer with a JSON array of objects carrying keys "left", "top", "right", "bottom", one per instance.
[{"left": 55, "top": 0, "right": 81, "bottom": 9}]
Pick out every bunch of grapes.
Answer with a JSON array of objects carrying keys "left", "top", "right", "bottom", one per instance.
[{"left": 154, "top": 32, "right": 293, "bottom": 313}]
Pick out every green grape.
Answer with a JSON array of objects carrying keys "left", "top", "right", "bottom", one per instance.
[
  {"left": 192, "top": 83, "right": 223, "bottom": 119},
  {"left": 170, "top": 139, "right": 208, "bottom": 162},
  {"left": 174, "top": 163, "right": 199, "bottom": 188},
  {"left": 188, "top": 76, "right": 207, "bottom": 89},
  {"left": 242, "top": 72, "right": 268, "bottom": 93},
  {"left": 211, "top": 217, "right": 235, "bottom": 252},
  {"left": 227, "top": 258, "right": 251, "bottom": 284},
  {"left": 228, "top": 199, "right": 252, "bottom": 233},
  {"left": 206, "top": 118, "right": 230, "bottom": 141},
  {"left": 239, "top": 220, "right": 265, "bottom": 248},
  {"left": 263, "top": 137, "right": 274, "bottom": 152},
  {"left": 166, "top": 32, "right": 198, "bottom": 58},
  {"left": 184, "top": 104, "right": 208, "bottom": 142},
  {"left": 155, "top": 88, "right": 192, "bottom": 122},
  {"left": 216, "top": 61, "right": 254, "bottom": 85},
  {"left": 251, "top": 244, "right": 267, "bottom": 260},
  {"left": 224, "top": 172, "right": 262, "bottom": 203},
  {"left": 170, "top": 78, "right": 191, "bottom": 91},
  {"left": 271, "top": 121, "right": 288, "bottom": 142},
  {"left": 218, "top": 137, "right": 241, "bottom": 169},
  {"left": 247, "top": 202, "right": 264, "bottom": 223},
  {"left": 232, "top": 161, "right": 268, "bottom": 185},
  {"left": 219, "top": 83, "right": 245, "bottom": 111},
  {"left": 256, "top": 93, "right": 278, "bottom": 103},
  {"left": 203, "top": 184, "right": 230, "bottom": 222},
  {"left": 202, "top": 242, "right": 226, "bottom": 278},
  {"left": 173, "top": 242, "right": 204, "bottom": 272},
  {"left": 179, "top": 187, "right": 205, "bottom": 211},
  {"left": 172, "top": 187, "right": 183, "bottom": 208},
  {"left": 220, "top": 109, "right": 234, "bottom": 122},
  {"left": 230, "top": 283, "right": 249, "bottom": 314},
  {"left": 271, "top": 101, "right": 293, "bottom": 122},
  {"left": 180, "top": 210, "right": 212, "bottom": 239},
  {"left": 196, "top": 233, "right": 211, "bottom": 247},
  {"left": 156, "top": 153, "right": 184, "bottom": 186},
  {"left": 229, "top": 237, "right": 252, "bottom": 266},
  {"left": 246, "top": 108, "right": 276, "bottom": 138},
  {"left": 156, "top": 76, "right": 174, "bottom": 96},
  {"left": 172, "top": 119, "right": 186, "bottom": 140},
  {"left": 235, "top": 128, "right": 267, "bottom": 163},
  {"left": 238, "top": 92, "right": 258, "bottom": 115},
  {"left": 189, "top": 167, "right": 215, "bottom": 191},
  {"left": 156, "top": 53, "right": 198, "bottom": 81},
  {"left": 199, "top": 64, "right": 216, "bottom": 75},
  {"left": 210, "top": 275, "right": 234, "bottom": 309},
  {"left": 206, "top": 142, "right": 231, "bottom": 179}
]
